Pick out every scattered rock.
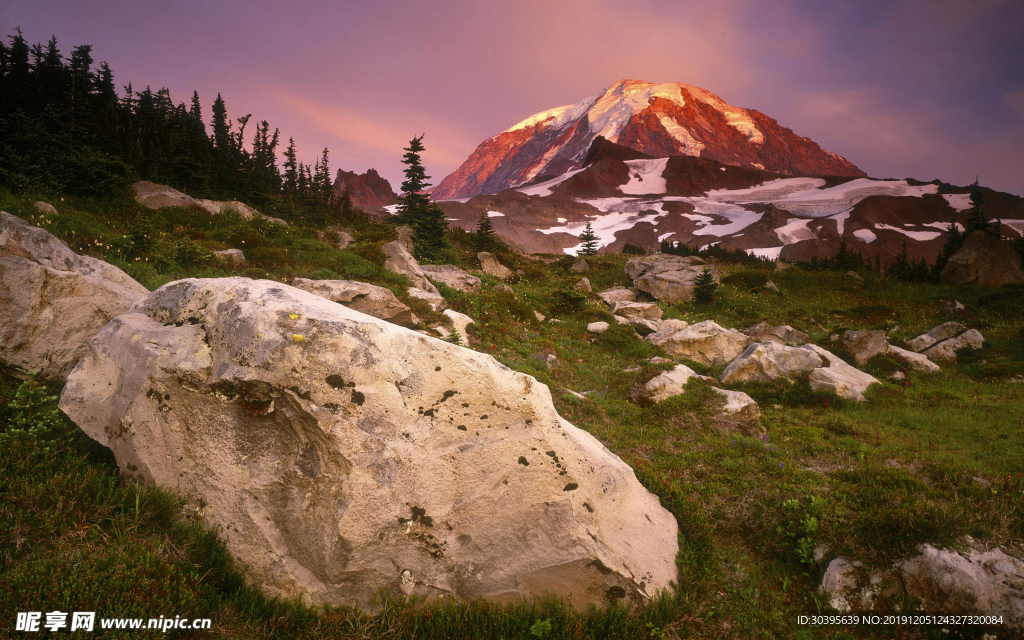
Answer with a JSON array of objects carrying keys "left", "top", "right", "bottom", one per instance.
[
  {"left": 0, "top": 211, "right": 148, "bottom": 380},
  {"left": 395, "top": 225, "right": 415, "bottom": 252},
  {"left": 799, "top": 344, "right": 879, "bottom": 402},
  {"left": 819, "top": 558, "right": 886, "bottom": 614},
  {"left": 628, "top": 318, "right": 662, "bottom": 336},
  {"left": 214, "top": 248, "right": 246, "bottom": 265},
  {"left": 906, "top": 322, "right": 966, "bottom": 353},
  {"left": 622, "top": 366, "right": 641, "bottom": 373},
  {"left": 381, "top": 241, "right": 440, "bottom": 294},
  {"left": 941, "top": 230, "right": 1024, "bottom": 287},
  {"left": 643, "top": 319, "right": 689, "bottom": 345},
  {"left": 626, "top": 254, "right": 716, "bottom": 304},
  {"left": 646, "top": 320, "right": 752, "bottom": 368},
  {"left": 648, "top": 357, "right": 673, "bottom": 364},
  {"left": 608, "top": 301, "right": 662, "bottom": 321},
  {"left": 719, "top": 342, "right": 823, "bottom": 384},
  {"left": 775, "top": 261, "right": 792, "bottom": 272},
  {"left": 421, "top": 264, "right": 482, "bottom": 294},
  {"left": 596, "top": 286, "right": 637, "bottom": 305},
  {"left": 409, "top": 286, "right": 447, "bottom": 312},
  {"left": 442, "top": 309, "right": 474, "bottom": 338},
  {"left": 841, "top": 329, "right": 889, "bottom": 365},
  {"left": 322, "top": 227, "right": 354, "bottom": 249},
  {"left": 635, "top": 364, "right": 713, "bottom": 406},
  {"left": 587, "top": 322, "right": 610, "bottom": 335},
  {"left": 575, "top": 277, "right": 592, "bottom": 292},
  {"left": 921, "top": 328, "right": 983, "bottom": 362},
  {"left": 477, "top": 252, "right": 513, "bottom": 280},
  {"left": 570, "top": 260, "right": 589, "bottom": 274},
  {"left": 742, "top": 322, "right": 809, "bottom": 346},
  {"left": 493, "top": 283, "right": 515, "bottom": 295},
  {"left": 846, "top": 271, "right": 864, "bottom": 283},
  {"left": 943, "top": 299, "right": 965, "bottom": 318},
  {"left": 34, "top": 201, "right": 57, "bottom": 215},
  {"left": 566, "top": 390, "right": 587, "bottom": 400},
  {"left": 59, "top": 277, "right": 680, "bottom": 609},
  {"left": 533, "top": 310, "right": 546, "bottom": 322},
  {"left": 887, "top": 345, "right": 940, "bottom": 373},
  {"left": 133, "top": 182, "right": 287, "bottom": 225},
  {"left": 713, "top": 388, "right": 761, "bottom": 427},
  {"left": 890, "top": 370, "right": 906, "bottom": 381},
  {"left": 765, "top": 280, "right": 780, "bottom": 293},
  {"left": 291, "top": 278, "right": 419, "bottom": 328}
]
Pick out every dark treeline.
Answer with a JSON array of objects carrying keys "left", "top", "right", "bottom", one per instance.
[{"left": 0, "top": 30, "right": 336, "bottom": 223}]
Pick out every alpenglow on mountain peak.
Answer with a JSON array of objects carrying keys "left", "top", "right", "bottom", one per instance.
[{"left": 432, "top": 79, "right": 864, "bottom": 200}]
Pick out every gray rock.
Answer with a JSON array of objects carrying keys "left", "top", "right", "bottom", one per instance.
[
  {"left": 596, "top": 286, "right": 637, "bottom": 305},
  {"left": 409, "top": 286, "right": 447, "bottom": 312},
  {"left": 922, "top": 328, "right": 984, "bottom": 362},
  {"left": 587, "top": 321, "right": 610, "bottom": 335},
  {"left": 477, "top": 252, "right": 513, "bottom": 280},
  {"left": 799, "top": 344, "right": 879, "bottom": 402},
  {"left": 59, "top": 277, "right": 680, "bottom": 609},
  {"left": 720, "top": 342, "right": 823, "bottom": 384},
  {"left": 646, "top": 320, "right": 752, "bottom": 368},
  {"left": 841, "top": 329, "right": 889, "bottom": 365},
  {"left": 34, "top": 201, "right": 57, "bottom": 215},
  {"left": 643, "top": 319, "right": 689, "bottom": 345},
  {"left": 765, "top": 280, "right": 780, "bottom": 293},
  {"left": 906, "top": 322, "right": 966, "bottom": 353},
  {"left": 533, "top": 310, "right": 546, "bottom": 322},
  {"left": 742, "top": 322, "right": 809, "bottom": 346},
  {"left": 819, "top": 558, "right": 886, "bottom": 614},
  {"left": 713, "top": 388, "right": 761, "bottom": 427},
  {"left": 628, "top": 318, "right": 662, "bottom": 336},
  {"left": 570, "top": 260, "right": 589, "bottom": 274},
  {"left": 887, "top": 345, "right": 940, "bottom": 373},
  {"left": 290, "top": 278, "right": 419, "bottom": 328},
  {"left": 493, "top": 283, "right": 515, "bottom": 295},
  {"left": 943, "top": 299, "right": 965, "bottom": 318},
  {"left": 0, "top": 211, "right": 148, "bottom": 380},
  {"left": 323, "top": 226, "right": 355, "bottom": 249},
  {"left": 421, "top": 264, "right": 482, "bottom": 294},
  {"left": 382, "top": 241, "right": 439, "bottom": 294},
  {"left": 846, "top": 270, "right": 864, "bottom": 283},
  {"left": 941, "top": 230, "right": 1024, "bottom": 287},
  {"left": 890, "top": 370, "right": 906, "bottom": 381},
  {"left": 609, "top": 301, "right": 662, "bottom": 321},
  {"left": 134, "top": 181, "right": 287, "bottom": 225},
  {"left": 775, "top": 261, "right": 792, "bottom": 272},
  {"left": 395, "top": 226, "right": 414, "bottom": 252},
  {"left": 214, "top": 248, "right": 246, "bottom": 265},
  {"left": 575, "top": 277, "right": 592, "bottom": 292},
  {"left": 626, "top": 254, "right": 715, "bottom": 304},
  {"left": 635, "top": 364, "right": 713, "bottom": 406}
]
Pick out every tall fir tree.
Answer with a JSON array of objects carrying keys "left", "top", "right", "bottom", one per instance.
[
  {"left": 282, "top": 137, "right": 298, "bottom": 193},
  {"left": 965, "top": 180, "right": 991, "bottom": 235},
  {"left": 339, "top": 186, "right": 354, "bottom": 216},
  {"left": 578, "top": 222, "right": 599, "bottom": 256},
  {"left": 693, "top": 267, "right": 718, "bottom": 304},
  {"left": 475, "top": 211, "right": 497, "bottom": 252},
  {"left": 396, "top": 135, "right": 449, "bottom": 261}
]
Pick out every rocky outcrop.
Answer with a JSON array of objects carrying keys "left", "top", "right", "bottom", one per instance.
[
  {"left": 887, "top": 344, "right": 940, "bottom": 373},
  {"left": 442, "top": 309, "right": 474, "bottom": 338},
  {"left": 820, "top": 544, "right": 1024, "bottom": 630},
  {"left": 841, "top": 329, "right": 889, "bottom": 365},
  {"left": 477, "top": 252, "right": 513, "bottom": 280},
  {"left": 906, "top": 322, "right": 984, "bottom": 362},
  {"left": 421, "top": 265, "right": 482, "bottom": 294},
  {"left": 215, "top": 249, "right": 246, "bottom": 265},
  {"left": 719, "top": 342, "right": 823, "bottom": 384},
  {"left": 574, "top": 277, "right": 592, "bottom": 292},
  {"left": 396, "top": 226, "right": 415, "bottom": 252},
  {"left": 382, "top": 241, "right": 440, "bottom": 294},
  {"left": 940, "top": 231, "right": 1024, "bottom": 287},
  {"left": 608, "top": 301, "right": 662, "bottom": 321},
  {"left": 59, "top": 278, "right": 679, "bottom": 609},
  {"left": 635, "top": 365, "right": 760, "bottom": 428},
  {"left": 799, "top": 344, "right": 879, "bottom": 401},
  {"left": 646, "top": 320, "right": 752, "bottom": 368},
  {"left": 290, "top": 278, "right": 418, "bottom": 328},
  {"left": 409, "top": 287, "right": 447, "bottom": 312},
  {"left": 433, "top": 79, "right": 864, "bottom": 200},
  {"left": 626, "top": 254, "right": 716, "bottom": 304},
  {"left": 133, "top": 181, "right": 287, "bottom": 225},
  {"left": 331, "top": 168, "right": 398, "bottom": 212},
  {"left": 0, "top": 212, "right": 148, "bottom": 380},
  {"left": 597, "top": 287, "right": 637, "bottom": 305},
  {"left": 741, "top": 322, "right": 808, "bottom": 346}
]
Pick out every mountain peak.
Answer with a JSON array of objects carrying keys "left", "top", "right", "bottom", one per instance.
[{"left": 433, "top": 80, "right": 864, "bottom": 200}]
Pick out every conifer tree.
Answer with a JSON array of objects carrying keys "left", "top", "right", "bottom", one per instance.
[
  {"left": 693, "top": 267, "right": 718, "bottom": 304},
  {"left": 965, "top": 180, "right": 991, "bottom": 235},
  {"left": 210, "top": 93, "right": 230, "bottom": 150},
  {"left": 932, "top": 221, "right": 964, "bottom": 278},
  {"left": 396, "top": 135, "right": 449, "bottom": 261},
  {"left": 578, "top": 222, "right": 599, "bottom": 256},
  {"left": 282, "top": 138, "right": 298, "bottom": 193},
  {"left": 339, "top": 186, "right": 354, "bottom": 216},
  {"left": 475, "top": 211, "right": 497, "bottom": 252}
]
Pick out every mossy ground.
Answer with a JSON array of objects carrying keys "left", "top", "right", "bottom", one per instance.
[{"left": 2, "top": 188, "right": 1022, "bottom": 639}]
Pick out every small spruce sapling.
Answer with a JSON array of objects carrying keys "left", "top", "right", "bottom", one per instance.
[
  {"left": 446, "top": 326, "right": 465, "bottom": 346},
  {"left": 693, "top": 266, "right": 718, "bottom": 304},
  {"left": 475, "top": 211, "right": 497, "bottom": 252},
  {"left": 578, "top": 222, "right": 599, "bottom": 256}
]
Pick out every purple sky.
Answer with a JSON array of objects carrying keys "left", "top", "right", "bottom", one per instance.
[{"left": 5, "top": 0, "right": 1023, "bottom": 195}]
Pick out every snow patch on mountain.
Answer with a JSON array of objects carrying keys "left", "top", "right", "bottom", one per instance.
[
  {"left": 539, "top": 208, "right": 666, "bottom": 256},
  {"left": 746, "top": 247, "right": 784, "bottom": 260},
  {"left": 775, "top": 218, "right": 817, "bottom": 245},
  {"left": 620, "top": 158, "right": 669, "bottom": 195},
  {"left": 656, "top": 113, "right": 705, "bottom": 154},
  {"left": 505, "top": 97, "right": 597, "bottom": 133},
  {"left": 1001, "top": 219, "right": 1024, "bottom": 234},
  {"left": 942, "top": 193, "right": 972, "bottom": 211},
  {"left": 853, "top": 229, "right": 877, "bottom": 243},
  {"left": 830, "top": 209, "right": 852, "bottom": 236},
  {"left": 876, "top": 224, "right": 941, "bottom": 241},
  {"left": 708, "top": 177, "right": 825, "bottom": 202},
  {"left": 517, "top": 167, "right": 588, "bottom": 197},
  {"left": 487, "top": 211, "right": 505, "bottom": 217},
  {"left": 922, "top": 221, "right": 963, "bottom": 232}
]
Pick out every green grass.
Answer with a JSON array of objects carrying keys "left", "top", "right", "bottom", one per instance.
[{"left": 2, "top": 189, "right": 1023, "bottom": 638}]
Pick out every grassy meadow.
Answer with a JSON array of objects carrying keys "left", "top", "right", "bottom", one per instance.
[{"left": 1, "top": 187, "right": 1022, "bottom": 639}]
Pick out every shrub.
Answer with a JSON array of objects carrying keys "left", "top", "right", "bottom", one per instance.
[
  {"left": 0, "top": 375, "right": 66, "bottom": 452},
  {"left": 172, "top": 238, "right": 213, "bottom": 268},
  {"left": 693, "top": 267, "right": 718, "bottom": 304}
]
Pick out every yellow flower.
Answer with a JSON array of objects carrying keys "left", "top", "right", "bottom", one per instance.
[
  {"left": 289, "top": 313, "right": 299, "bottom": 319},
  {"left": 292, "top": 334, "right": 303, "bottom": 342}
]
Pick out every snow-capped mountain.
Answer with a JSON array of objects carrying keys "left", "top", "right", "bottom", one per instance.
[
  {"left": 433, "top": 79, "right": 865, "bottom": 200},
  {"left": 433, "top": 137, "right": 1024, "bottom": 263}
]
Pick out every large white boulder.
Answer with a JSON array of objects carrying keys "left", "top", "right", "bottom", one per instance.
[
  {"left": 477, "top": 252, "right": 513, "bottom": 280},
  {"left": 719, "top": 342, "right": 823, "bottom": 384},
  {"left": 921, "top": 329, "right": 983, "bottom": 362},
  {"left": 0, "top": 212, "right": 148, "bottom": 380},
  {"left": 906, "top": 322, "right": 966, "bottom": 353},
  {"left": 421, "top": 264, "right": 482, "bottom": 294},
  {"left": 609, "top": 301, "right": 663, "bottom": 321},
  {"left": 799, "top": 344, "right": 879, "bottom": 402},
  {"left": 442, "top": 309, "right": 475, "bottom": 338},
  {"left": 408, "top": 286, "right": 447, "bottom": 312},
  {"left": 382, "top": 241, "right": 440, "bottom": 294},
  {"left": 741, "top": 322, "right": 809, "bottom": 346},
  {"left": 635, "top": 365, "right": 760, "bottom": 428},
  {"left": 646, "top": 320, "right": 752, "bottom": 368},
  {"left": 626, "top": 254, "right": 715, "bottom": 304},
  {"left": 291, "top": 278, "right": 418, "bottom": 328},
  {"left": 59, "top": 278, "right": 678, "bottom": 609},
  {"left": 887, "top": 344, "right": 940, "bottom": 373},
  {"left": 841, "top": 329, "right": 889, "bottom": 365},
  {"left": 596, "top": 287, "right": 637, "bottom": 305}
]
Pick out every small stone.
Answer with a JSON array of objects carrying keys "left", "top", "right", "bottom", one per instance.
[
  {"left": 575, "top": 277, "right": 592, "bottom": 292},
  {"left": 214, "top": 248, "right": 247, "bottom": 265},
  {"left": 890, "top": 370, "right": 906, "bottom": 381},
  {"left": 570, "top": 260, "right": 589, "bottom": 274},
  {"left": 586, "top": 321, "right": 610, "bottom": 335},
  {"left": 34, "top": 201, "right": 58, "bottom": 215},
  {"left": 477, "top": 252, "right": 513, "bottom": 279},
  {"left": 846, "top": 271, "right": 864, "bottom": 283},
  {"left": 765, "top": 280, "right": 780, "bottom": 293},
  {"left": 533, "top": 310, "right": 546, "bottom": 322},
  {"left": 942, "top": 300, "right": 965, "bottom": 318},
  {"left": 493, "top": 283, "right": 515, "bottom": 295}
]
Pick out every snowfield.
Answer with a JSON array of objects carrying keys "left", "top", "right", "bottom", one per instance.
[
  {"left": 620, "top": 158, "right": 670, "bottom": 195},
  {"left": 875, "top": 224, "right": 941, "bottom": 241},
  {"left": 853, "top": 229, "right": 877, "bottom": 243},
  {"left": 516, "top": 167, "right": 587, "bottom": 197}
]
